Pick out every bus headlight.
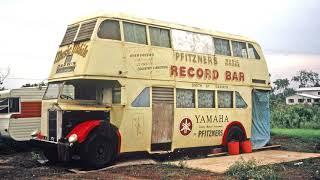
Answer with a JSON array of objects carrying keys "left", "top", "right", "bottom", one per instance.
[
  {"left": 31, "top": 130, "right": 40, "bottom": 137},
  {"left": 68, "top": 134, "right": 78, "bottom": 143}
]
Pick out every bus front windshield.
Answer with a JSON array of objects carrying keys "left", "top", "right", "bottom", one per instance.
[{"left": 44, "top": 81, "right": 97, "bottom": 101}]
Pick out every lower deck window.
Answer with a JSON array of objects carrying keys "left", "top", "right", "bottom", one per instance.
[
  {"left": 235, "top": 92, "right": 247, "bottom": 108},
  {"left": 176, "top": 89, "right": 195, "bottom": 108},
  {"left": 218, "top": 91, "right": 233, "bottom": 108},
  {"left": 131, "top": 88, "right": 150, "bottom": 107},
  {"left": 198, "top": 90, "right": 215, "bottom": 108}
]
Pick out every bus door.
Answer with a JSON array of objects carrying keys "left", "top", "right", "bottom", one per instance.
[{"left": 151, "top": 87, "right": 174, "bottom": 151}]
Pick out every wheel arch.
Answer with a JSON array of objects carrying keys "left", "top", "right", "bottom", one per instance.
[{"left": 221, "top": 121, "right": 247, "bottom": 146}]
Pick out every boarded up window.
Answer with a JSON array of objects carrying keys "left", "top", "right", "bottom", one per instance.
[
  {"left": 232, "top": 41, "right": 247, "bottom": 58},
  {"left": 171, "top": 29, "right": 214, "bottom": 54},
  {"left": 123, "top": 22, "right": 147, "bottom": 44},
  {"left": 75, "top": 20, "right": 97, "bottom": 42},
  {"left": 149, "top": 27, "right": 171, "bottom": 48},
  {"left": 176, "top": 89, "right": 195, "bottom": 108},
  {"left": 132, "top": 88, "right": 150, "bottom": 107},
  {"left": 60, "top": 25, "right": 79, "bottom": 46},
  {"left": 98, "top": 20, "right": 121, "bottom": 40},
  {"left": 198, "top": 90, "right": 215, "bottom": 108},
  {"left": 248, "top": 43, "right": 260, "bottom": 59},
  {"left": 235, "top": 91, "right": 247, "bottom": 108},
  {"left": 213, "top": 38, "right": 231, "bottom": 56},
  {"left": 218, "top": 91, "right": 233, "bottom": 108}
]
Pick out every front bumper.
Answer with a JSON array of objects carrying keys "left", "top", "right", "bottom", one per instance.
[{"left": 30, "top": 138, "right": 73, "bottom": 161}]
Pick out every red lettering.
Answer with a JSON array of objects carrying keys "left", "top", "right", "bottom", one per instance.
[
  {"left": 205, "top": 69, "right": 211, "bottom": 80},
  {"left": 170, "top": 65, "right": 178, "bottom": 77},
  {"left": 196, "top": 68, "right": 204, "bottom": 78},
  {"left": 225, "top": 71, "right": 231, "bottom": 81},
  {"left": 239, "top": 72, "right": 244, "bottom": 81},
  {"left": 212, "top": 70, "right": 219, "bottom": 80},
  {"left": 232, "top": 72, "right": 238, "bottom": 81},
  {"left": 180, "top": 66, "right": 186, "bottom": 77},
  {"left": 187, "top": 67, "right": 195, "bottom": 78}
]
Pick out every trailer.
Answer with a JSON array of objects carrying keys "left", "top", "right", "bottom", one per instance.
[{"left": 0, "top": 86, "right": 45, "bottom": 141}]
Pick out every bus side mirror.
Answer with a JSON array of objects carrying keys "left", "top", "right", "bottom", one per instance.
[{"left": 121, "top": 86, "right": 127, "bottom": 106}]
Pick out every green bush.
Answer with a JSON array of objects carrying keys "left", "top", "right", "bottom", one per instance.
[
  {"left": 226, "top": 158, "right": 279, "bottom": 180},
  {"left": 271, "top": 104, "right": 320, "bottom": 129}
]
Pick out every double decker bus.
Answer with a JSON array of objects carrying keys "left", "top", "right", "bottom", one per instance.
[{"left": 32, "top": 13, "right": 271, "bottom": 167}]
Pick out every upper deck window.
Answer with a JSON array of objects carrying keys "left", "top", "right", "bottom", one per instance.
[
  {"left": 75, "top": 20, "right": 97, "bottom": 42},
  {"left": 98, "top": 20, "right": 121, "bottom": 40},
  {"left": 213, "top": 38, "right": 231, "bottom": 56},
  {"left": 248, "top": 43, "right": 260, "bottom": 59},
  {"left": 60, "top": 25, "right": 79, "bottom": 46},
  {"left": 232, "top": 41, "right": 247, "bottom": 58},
  {"left": 123, "top": 22, "right": 147, "bottom": 44},
  {"left": 171, "top": 29, "right": 214, "bottom": 54},
  {"left": 149, "top": 27, "right": 171, "bottom": 48}
]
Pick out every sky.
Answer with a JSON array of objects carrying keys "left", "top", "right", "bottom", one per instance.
[{"left": 0, "top": 0, "right": 320, "bottom": 88}]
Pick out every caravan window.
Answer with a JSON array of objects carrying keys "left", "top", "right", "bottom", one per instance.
[{"left": 9, "top": 98, "right": 20, "bottom": 113}]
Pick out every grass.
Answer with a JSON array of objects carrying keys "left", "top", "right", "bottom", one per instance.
[{"left": 271, "top": 128, "right": 320, "bottom": 139}]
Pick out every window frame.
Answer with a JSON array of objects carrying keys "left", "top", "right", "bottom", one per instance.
[
  {"left": 176, "top": 88, "right": 195, "bottom": 108},
  {"left": 288, "top": 99, "right": 294, "bottom": 103},
  {"left": 197, "top": 90, "right": 215, "bottom": 108},
  {"left": 235, "top": 91, "right": 248, "bottom": 109},
  {"left": 148, "top": 26, "right": 172, "bottom": 48},
  {"left": 9, "top": 97, "right": 21, "bottom": 113},
  {"left": 112, "top": 87, "right": 121, "bottom": 104},
  {"left": 97, "top": 19, "right": 122, "bottom": 41},
  {"left": 212, "top": 36, "right": 232, "bottom": 56},
  {"left": 123, "top": 21, "right": 148, "bottom": 45},
  {"left": 231, "top": 40, "right": 248, "bottom": 58},
  {"left": 247, "top": 43, "right": 261, "bottom": 60},
  {"left": 131, "top": 87, "right": 151, "bottom": 107},
  {"left": 217, "top": 90, "right": 234, "bottom": 108}
]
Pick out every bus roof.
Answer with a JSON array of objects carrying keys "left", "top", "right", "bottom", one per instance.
[{"left": 70, "top": 12, "right": 257, "bottom": 44}]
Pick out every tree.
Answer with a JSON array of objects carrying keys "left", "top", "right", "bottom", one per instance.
[
  {"left": 0, "top": 67, "right": 10, "bottom": 90},
  {"left": 273, "top": 78, "right": 289, "bottom": 92},
  {"left": 292, "top": 70, "right": 320, "bottom": 87}
]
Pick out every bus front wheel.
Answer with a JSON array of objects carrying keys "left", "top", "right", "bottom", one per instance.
[{"left": 81, "top": 134, "right": 115, "bottom": 168}]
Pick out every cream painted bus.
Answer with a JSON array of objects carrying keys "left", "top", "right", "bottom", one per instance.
[{"left": 31, "top": 13, "right": 271, "bottom": 167}]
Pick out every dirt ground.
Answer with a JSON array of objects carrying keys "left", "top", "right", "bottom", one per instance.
[{"left": 0, "top": 136, "right": 319, "bottom": 180}]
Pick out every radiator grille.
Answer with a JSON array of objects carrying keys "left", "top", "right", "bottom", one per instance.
[
  {"left": 75, "top": 20, "right": 97, "bottom": 42},
  {"left": 152, "top": 87, "right": 174, "bottom": 103},
  {"left": 48, "top": 110, "right": 57, "bottom": 142},
  {"left": 60, "top": 25, "right": 79, "bottom": 46}
]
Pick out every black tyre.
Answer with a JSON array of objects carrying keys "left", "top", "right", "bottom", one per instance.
[
  {"left": 43, "top": 148, "right": 59, "bottom": 163},
  {"left": 226, "top": 126, "right": 246, "bottom": 143},
  {"left": 81, "top": 133, "right": 116, "bottom": 168}
]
